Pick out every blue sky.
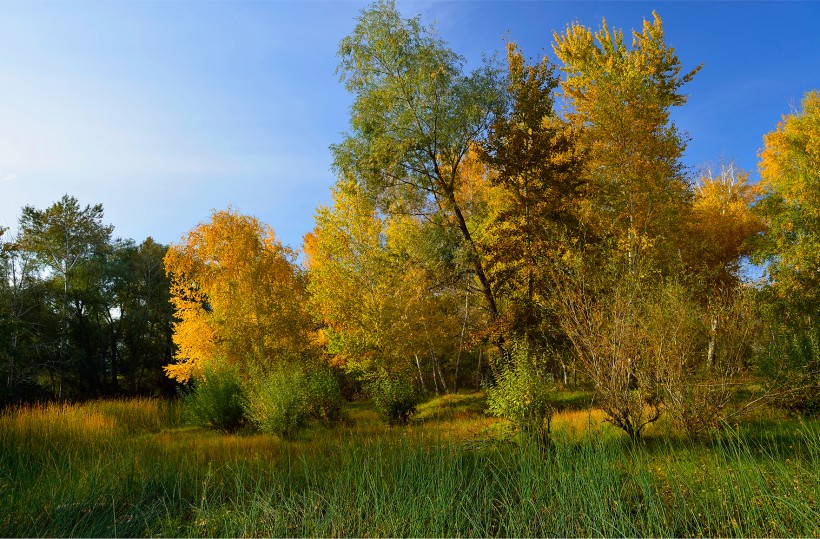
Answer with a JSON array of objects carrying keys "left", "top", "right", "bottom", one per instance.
[{"left": 1, "top": 1, "right": 819, "bottom": 251}]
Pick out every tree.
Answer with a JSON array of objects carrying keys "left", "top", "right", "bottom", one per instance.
[
  {"left": 164, "top": 210, "right": 312, "bottom": 382},
  {"left": 332, "top": 0, "right": 506, "bottom": 323},
  {"left": 305, "top": 180, "right": 475, "bottom": 397},
  {"left": 478, "top": 42, "right": 585, "bottom": 353},
  {"left": 556, "top": 274, "right": 664, "bottom": 440},
  {"left": 18, "top": 195, "right": 113, "bottom": 397},
  {"left": 753, "top": 90, "right": 820, "bottom": 411},
  {"left": 553, "top": 12, "right": 699, "bottom": 277},
  {"left": 110, "top": 238, "right": 176, "bottom": 394},
  {"left": 755, "top": 90, "right": 820, "bottom": 317},
  {"left": 683, "top": 163, "right": 763, "bottom": 292},
  {"left": 0, "top": 227, "right": 43, "bottom": 401}
]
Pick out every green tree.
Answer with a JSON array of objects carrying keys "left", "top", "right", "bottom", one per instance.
[
  {"left": 109, "top": 238, "right": 176, "bottom": 395},
  {"left": 0, "top": 227, "right": 44, "bottom": 401},
  {"left": 332, "top": 0, "right": 506, "bottom": 323},
  {"left": 18, "top": 195, "right": 113, "bottom": 397}
]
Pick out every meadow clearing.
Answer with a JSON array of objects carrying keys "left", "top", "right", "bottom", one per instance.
[{"left": 1, "top": 393, "right": 818, "bottom": 537}]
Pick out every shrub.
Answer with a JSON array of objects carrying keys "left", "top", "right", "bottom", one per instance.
[
  {"left": 486, "top": 342, "right": 556, "bottom": 436},
  {"left": 304, "top": 368, "right": 345, "bottom": 424},
  {"left": 761, "top": 323, "right": 820, "bottom": 416},
  {"left": 244, "top": 367, "right": 309, "bottom": 438},
  {"left": 182, "top": 363, "right": 245, "bottom": 432},
  {"left": 658, "top": 286, "right": 761, "bottom": 437},
  {"left": 367, "top": 375, "right": 420, "bottom": 425}
]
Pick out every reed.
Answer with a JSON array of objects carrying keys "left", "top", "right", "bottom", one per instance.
[{"left": 1, "top": 395, "right": 817, "bottom": 537}]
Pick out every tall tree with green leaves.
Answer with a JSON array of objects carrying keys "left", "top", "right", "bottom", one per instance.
[
  {"left": 106, "top": 238, "right": 176, "bottom": 394},
  {"left": 332, "top": 0, "right": 506, "bottom": 322},
  {"left": 0, "top": 227, "right": 41, "bottom": 399},
  {"left": 19, "top": 195, "right": 113, "bottom": 397}
]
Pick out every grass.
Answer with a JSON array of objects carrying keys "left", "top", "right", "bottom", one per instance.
[{"left": 1, "top": 393, "right": 818, "bottom": 537}]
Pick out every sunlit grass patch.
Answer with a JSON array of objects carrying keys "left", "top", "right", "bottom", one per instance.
[
  {"left": 416, "top": 391, "right": 487, "bottom": 421},
  {"left": 551, "top": 407, "right": 611, "bottom": 438},
  {"left": 1, "top": 402, "right": 117, "bottom": 448},
  {"left": 1, "top": 396, "right": 819, "bottom": 537}
]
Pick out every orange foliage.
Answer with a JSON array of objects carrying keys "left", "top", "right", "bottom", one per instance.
[{"left": 164, "top": 210, "right": 312, "bottom": 382}]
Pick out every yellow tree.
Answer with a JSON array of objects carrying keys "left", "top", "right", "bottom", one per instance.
[
  {"left": 164, "top": 210, "right": 312, "bottom": 382},
  {"left": 683, "top": 163, "right": 763, "bottom": 291},
  {"left": 755, "top": 90, "right": 820, "bottom": 315},
  {"left": 478, "top": 42, "right": 585, "bottom": 350},
  {"left": 305, "top": 180, "right": 468, "bottom": 392},
  {"left": 553, "top": 12, "right": 700, "bottom": 277},
  {"left": 304, "top": 181, "right": 413, "bottom": 379}
]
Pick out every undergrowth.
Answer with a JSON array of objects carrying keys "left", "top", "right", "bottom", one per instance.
[{"left": 1, "top": 395, "right": 818, "bottom": 537}]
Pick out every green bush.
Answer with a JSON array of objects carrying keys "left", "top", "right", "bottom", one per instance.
[
  {"left": 761, "top": 323, "right": 820, "bottom": 415},
  {"left": 244, "top": 364, "right": 346, "bottom": 438},
  {"left": 182, "top": 364, "right": 246, "bottom": 432},
  {"left": 244, "top": 367, "right": 309, "bottom": 438},
  {"left": 486, "top": 343, "right": 556, "bottom": 435},
  {"left": 304, "top": 368, "right": 345, "bottom": 424},
  {"left": 367, "top": 375, "right": 420, "bottom": 425}
]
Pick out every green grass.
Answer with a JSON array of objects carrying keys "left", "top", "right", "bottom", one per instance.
[{"left": 1, "top": 394, "right": 818, "bottom": 537}]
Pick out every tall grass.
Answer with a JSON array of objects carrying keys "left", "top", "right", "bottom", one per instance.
[{"left": 1, "top": 396, "right": 818, "bottom": 537}]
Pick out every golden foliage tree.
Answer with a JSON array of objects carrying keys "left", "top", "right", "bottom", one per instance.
[
  {"left": 755, "top": 90, "right": 820, "bottom": 315},
  {"left": 305, "top": 181, "right": 469, "bottom": 392},
  {"left": 553, "top": 12, "right": 700, "bottom": 277},
  {"left": 478, "top": 43, "right": 585, "bottom": 348},
  {"left": 164, "top": 210, "right": 312, "bottom": 382},
  {"left": 684, "top": 163, "right": 763, "bottom": 291}
]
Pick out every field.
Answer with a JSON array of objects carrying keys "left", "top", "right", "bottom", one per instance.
[{"left": 1, "top": 393, "right": 819, "bottom": 537}]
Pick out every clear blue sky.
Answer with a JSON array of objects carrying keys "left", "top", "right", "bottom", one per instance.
[{"left": 1, "top": 1, "right": 819, "bottom": 251}]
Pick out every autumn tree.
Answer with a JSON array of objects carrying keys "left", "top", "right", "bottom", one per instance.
[
  {"left": 753, "top": 90, "right": 820, "bottom": 410},
  {"left": 164, "top": 210, "right": 312, "bottom": 382},
  {"left": 755, "top": 90, "right": 820, "bottom": 316},
  {"left": 478, "top": 42, "right": 585, "bottom": 354},
  {"left": 332, "top": 0, "right": 506, "bottom": 324},
  {"left": 305, "top": 181, "right": 470, "bottom": 395},
  {"left": 683, "top": 163, "right": 763, "bottom": 292},
  {"left": 553, "top": 12, "right": 699, "bottom": 278}
]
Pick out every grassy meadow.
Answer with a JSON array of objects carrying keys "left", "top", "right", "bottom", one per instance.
[{"left": 1, "top": 393, "right": 819, "bottom": 537}]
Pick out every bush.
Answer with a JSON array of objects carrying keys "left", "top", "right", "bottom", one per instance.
[
  {"left": 304, "top": 368, "right": 345, "bottom": 424},
  {"left": 367, "top": 375, "right": 420, "bottom": 425},
  {"left": 182, "top": 364, "right": 245, "bottom": 432},
  {"left": 244, "top": 364, "right": 346, "bottom": 438},
  {"left": 244, "top": 367, "right": 309, "bottom": 438},
  {"left": 761, "top": 323, "right": 820, "bottom": 416},
  {"left": 486, "top": 342, "right": 556, "bottom": 436}
]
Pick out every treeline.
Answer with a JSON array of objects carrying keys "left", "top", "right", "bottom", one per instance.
[
  {"left": 3, "top": 1, "right": 819, "bottom": 440},
  {"left": 0, "top": 197, "right": 176, "bottom": 402}
]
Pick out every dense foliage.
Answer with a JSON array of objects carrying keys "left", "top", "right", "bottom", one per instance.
[
  {"left": 1, "top": 196, "right": 175, "bottom": 403},
  {"left": 2, "top": 1, "right": 818, "bottom": 442}
]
